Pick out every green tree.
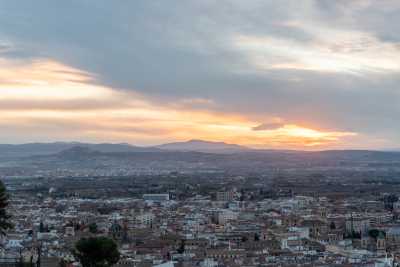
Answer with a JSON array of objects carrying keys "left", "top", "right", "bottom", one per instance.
[
  {"left": 0, "top": 180, "right": 12, "bottom": 235},
  {"left": 88, "top": 223, "right": 98, "bottom": 234},
  {"left": 177, "top": 239, "right": 185, "bottom": 254},
  {"left": 39, "top": 222, "right": 45, "bottom": 233},
  {"left": 73, "top": 237, "right": 120, "bottom": 267},
  {"left": 59, "top": 258, "right": 69, "bottom": 267},
  {"left": 368, "top": 229, "right": 385, "bottom": 239},
  {"left": 59, "top": 260, "right": 66, "bottom": 267}
]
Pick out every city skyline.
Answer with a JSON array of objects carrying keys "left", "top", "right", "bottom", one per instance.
[{"left": 1, "top": 1, "right": 399, "bottom": 150}]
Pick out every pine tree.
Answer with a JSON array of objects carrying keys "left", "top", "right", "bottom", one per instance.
[
  {"left": 73, "top": 237, "right": 120, "bottom": 267},
  {"left": 0, "top": 180, "right": 12, "bottom": 235}
]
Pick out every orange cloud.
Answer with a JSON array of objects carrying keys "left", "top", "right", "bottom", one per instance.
[{"left": 0, "top": 58, "right": 356, "bottom": 148}]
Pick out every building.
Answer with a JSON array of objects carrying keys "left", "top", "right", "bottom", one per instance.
[
  {"left": 143, "top": 194, "right": 170, "bottom": 202},
  {"left": 215, "top": 191, "right": 234, "bottom": 202}
]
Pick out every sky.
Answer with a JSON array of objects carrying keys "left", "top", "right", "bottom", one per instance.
[{"left": 0, "top": 0, "right": 399, "bottom": 150}]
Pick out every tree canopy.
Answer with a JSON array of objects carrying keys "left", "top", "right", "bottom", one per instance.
[
  {"left": 368, "top": 229, "right": 385, "bottom": 239},
  {"left": 0, "top": 180, "right": 12, "bottom": 235},
  {"left": 73, "top": 237, "right": 120, "bottom": 267},
  {"left": 88, "top": 223, "right": 98, "bottom": 234}
]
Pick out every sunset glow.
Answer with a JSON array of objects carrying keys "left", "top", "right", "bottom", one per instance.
[
  {"left": 2, "top": 2, "right": 400, "bottom": 263},
  {"left": 0, "top": 59, "right": 355, "bottom": 148},
  {"left": 1, "top": 0, "right": 399, "bottom": 149}
]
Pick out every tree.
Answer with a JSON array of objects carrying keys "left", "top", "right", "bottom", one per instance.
[
  {"left": 368, "top": 229, "right": 385, "bottom": 240},
  {"left": 39, "top": 222, "right": 45, "bottom": 233},
  {"left": 177, "top": 239, "right": 185, "bottom": 254},
  {"left": 59, "top": 258, "right": 70, "bottom": 267},
  {"left": 0, "top": 180, "right": 12, "bottom": 235},
  {"left": 73, "top": 237, "right": 120, "bottom": 267},
  {"left": 88, "top": 223, "right": 98, "bottom": 234},
  {"left": 59, "top": 259, "right": 67, "bottom": 267}
]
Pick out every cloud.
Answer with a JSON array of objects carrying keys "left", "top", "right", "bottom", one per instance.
[
  {"left": 0, "top": 1, "right": 399, "bottom": 148},
  {"left": 0, "top": 57, "right": 358, "bottom": 148},
  {"left": 253, "top": 123, "right": 285, "bottom": 131},
  {"left": 233, "top": 28, "right": 400, "bottom": 75}
]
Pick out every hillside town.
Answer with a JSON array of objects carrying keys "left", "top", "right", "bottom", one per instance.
[
  {"left": 2, "top": 176, "right": 400, "bottom": 267},
  {"left": 1, "top": 1, "right": 400, "bottom": 266}
]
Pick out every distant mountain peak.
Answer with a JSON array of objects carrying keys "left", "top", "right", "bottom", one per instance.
[
  {"left": 0, "top": 142, "right": 162, "bottom": 158},
  {"left": 56, "top": 146, "right": 99, "bottom": 159},
  {"left": 187, "top": 139, "right": 227, "bottom": 144},
  {"left": 155, "top": 139, "right": 250, "bottom": 153},
  {"left": 59, "top": 145, "right": 96, "bottom": 154}
]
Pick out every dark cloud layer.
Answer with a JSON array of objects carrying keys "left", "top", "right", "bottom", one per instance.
[{"left": 0, "top": 0, "right": 400, "bottom": 147}]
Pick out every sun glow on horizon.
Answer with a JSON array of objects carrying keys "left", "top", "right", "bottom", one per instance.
[{"left": 0, "top": 58, "right": 357, "bottom": 148}]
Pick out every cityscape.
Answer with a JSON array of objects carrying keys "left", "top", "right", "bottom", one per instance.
[
  {"left": 1, "top": 142, "right": 400, "bottom": 266},
  {"left": 1, "top": 1, "right": 400, "bottom": 267}
]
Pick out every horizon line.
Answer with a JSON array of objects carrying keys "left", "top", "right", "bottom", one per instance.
[{"left": 0, "top": 140, "right": 398, "bottom": 153}]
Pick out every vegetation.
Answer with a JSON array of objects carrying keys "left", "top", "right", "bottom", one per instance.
[
  {"left": 177, "top": 239, "right": 185, "bottom": 254},
  {"left": 345, "top": 231, "right": 361, "bottom": 239},
  {"left": 73, "top": 237, "right": 120, "bottom": 267},
  {"left": 0, "top": 180, "right": 12, "bottom": 235},
  {"left": 368, "top": 229, "right": 385, "bottom": 239},
  {"left": 88, "top": 223, "right": 98, "bottom": 234}
]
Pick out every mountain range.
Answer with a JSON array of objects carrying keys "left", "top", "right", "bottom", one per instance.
[
  {"left": 2, "top": 140, "right": 400, "bottom": 177},
  {"left": 154, "top": 139, "right": 249, "bottom": 153},
  {"left": 0, "top": 142, "right": 161, "bottom": 158},
  {"left": 0, "top": 140, "right": 249, "bottom": 158},
  {"left": 0, "top": 140, "right": 398, "bottom": 159}
]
